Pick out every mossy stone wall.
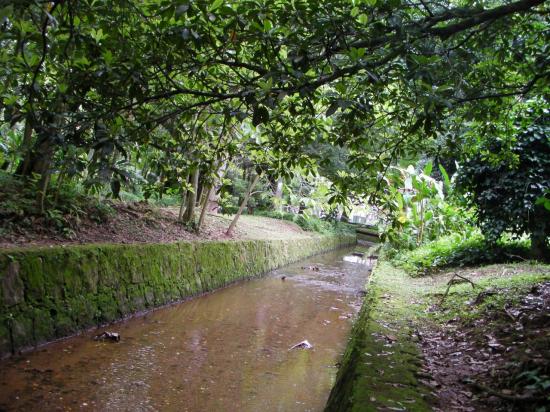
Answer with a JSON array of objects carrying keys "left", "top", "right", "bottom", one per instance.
[{"left": 0, "top": 235, "right": 354, "bottom": 357}]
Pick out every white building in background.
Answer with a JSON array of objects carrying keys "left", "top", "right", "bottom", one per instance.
[{"left": 350, "top": 205, "right": 381, "bottom": 226}]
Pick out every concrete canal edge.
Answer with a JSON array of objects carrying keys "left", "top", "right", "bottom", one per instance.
[
  {"left": 0, "top": 234, "right": 355, "bottom": 357},
  {"left": 325, "top": 257, "right": 432, "bottom": 412}
]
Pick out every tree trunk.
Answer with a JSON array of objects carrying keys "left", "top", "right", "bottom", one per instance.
[
  {"left": 22, "top": 135, "right": 54, "bottom": 178},
  {"left": 273, "top": 177, "right": 283, "bottom": 211},
  {"left": 183, "top": 168, "right": 200, "bottom": 224},
  {"left": 15, "top": 118, "right": 35, "bottom": 176},
  {"left": 530, "top": 229, "right": 549, "bottom": 260},
  {"left": 38, "top": 172, "right": 51, "bottom": 214},
  {"left": 226, "top": 174, "right": 260, "bottom": 236},
  {"left": 206, "top": 161, "right": 227, "bottom": 215},
  {"left": 178, "top": 173, "right": 190, "bottom": 222},
  {"left": 197, "top": 186, "right": 214, "bottom": 230}
]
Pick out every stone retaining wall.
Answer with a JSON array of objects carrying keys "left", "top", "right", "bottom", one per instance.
[{"left": 0, "top": 235, "right": 355, "bottom": 356}]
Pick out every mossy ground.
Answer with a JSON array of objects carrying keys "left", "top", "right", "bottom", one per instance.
[
  {"left": 326, "top": 258, "right": 433, "bottom": 411},
  {"left": 326, "top": 256, "right": 550, "bottom": 411}
]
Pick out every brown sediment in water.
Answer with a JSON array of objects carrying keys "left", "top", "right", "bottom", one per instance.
[{"left": 0, "top": 247, "right": 372, "bottom": 412}]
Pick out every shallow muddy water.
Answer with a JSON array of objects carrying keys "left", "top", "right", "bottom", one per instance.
[{"left": 0, "top": 247, "right": 373, "bottom": 412}]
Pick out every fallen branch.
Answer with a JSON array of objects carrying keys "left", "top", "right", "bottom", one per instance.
[
  {"left": 439, "top": 273, "right": 478, "bottom": 305},
  {"left": 471, "top": 289, "right": 498, "bottom": 305},
  {"left": 505, "top": 253, "right": 528, "bottom": 262}
]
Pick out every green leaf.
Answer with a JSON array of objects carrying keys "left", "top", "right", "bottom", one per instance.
[
  {"left": 438, "top": 164, "right": 451, "bottom": 192},
  {"left": 423, "top": 161, "right": 433, "bottom": 176},
  {"left": 209, "top": 0, "right": 224, "bottom": 12},
  {"left": 2, "top": 95, "right": 18, "bottom": 105},
  {"left": 103, "top": 50, "right": 113, "bottom": 65},
  {"left": 357, "top": 14, "right": 369, "bottom": 24}
]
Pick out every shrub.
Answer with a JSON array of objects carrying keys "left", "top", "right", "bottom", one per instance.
[
  {"left": 456, "top": 105, "right": 550, "bottom": 259},
  {"left": 0, "top": 171, "right": 114, "bottom": 235},
  {"left": 254, "top": 210, "right": 355, "bottom": 235},
  {"left": 392, "top": 231, "right": 531, "bottom": 276}
]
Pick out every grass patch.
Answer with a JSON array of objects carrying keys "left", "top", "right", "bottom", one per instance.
[
  {"left": 391, "top": 232, "right": 531, "bottom": 276},
  {"left": 326, "top": 259, "right": 433, "bottom": 411},
  {"left": 254, "top": 210, "right": 355, "bottom": 235},
  {"left": 429, "top": 272, "right": 550, "bottom": 324}
]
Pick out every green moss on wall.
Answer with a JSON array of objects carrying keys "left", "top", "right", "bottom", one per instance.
[{"left": 0, "top": 234, "right": 355, "bottom": 356}]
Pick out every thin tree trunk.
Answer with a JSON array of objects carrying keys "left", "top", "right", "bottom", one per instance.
[
  {"left": 196, "top": 182, "right": 203, "bottom": 208},
  {"left": 226, "top": 174, "right": 260, "bottom": 236},
  {"left": 197, "top": 186, "right": 214, "bottom": 230},
  {"left": 38, "top": 172, "right": 51, "bottom": 214},
  {"left": 274, "top": 177, "right": 283, "bottom": 211},
  {"left": 418, "top": 201, "right": 425, "bottom": 245},
  {"left": 183, "top": 168, "right": 200, "bottom": 224},
  {"left": 207, "top": 161, "right": 227, "bottom": 215},
  {"left": 53, "top": 170, "right": 65, "bottom": 205},
  {"left": 15, "top": 118, "right": 34, "bottom": 176},
  {"left": 178, "top": 173, "right": 190, "bottom": 222},
  {"left": 198, "top": 186, "right": 208, "bottom": 210}
]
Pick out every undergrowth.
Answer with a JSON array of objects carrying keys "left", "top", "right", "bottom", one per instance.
[
  {"left": 391, "top": 232, "right": 531, "bottom": 276},
  {"left": 0, "top": 171, "right": 114, "bottom": 237},
  {"left": 254, "top": 210, "right": 355, "bottom": 235}
]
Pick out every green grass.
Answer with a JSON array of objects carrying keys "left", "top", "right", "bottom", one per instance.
[
  {"left": 391, "top": 232, "right": 531, "bottom": 276},
  {"left": 429, "top": 272, "right": 550, "bottom": 324},
  {"left": 254, "top": 210, "right": 355, "bottom": 235}
]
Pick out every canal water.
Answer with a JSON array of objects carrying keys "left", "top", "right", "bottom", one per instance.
[{"left": 0, "top": 247, "right": 373, "bottom": 411}]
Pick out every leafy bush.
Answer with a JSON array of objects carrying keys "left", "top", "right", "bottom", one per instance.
[
  {"left": 0, "top": 171, "right": 114, "bottom": 235},
  {"left": 380, "top": 161, "right": 473, "bottom": 251},
  {"left": 392, "top": 231, "right": 531, "bottom": 276},
  {"left": 456, "top": 104, "right": 550, "bottom": 258}
]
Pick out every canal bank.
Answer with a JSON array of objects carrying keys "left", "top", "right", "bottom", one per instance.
[
  {"left": 0, "top": 234, "right": 355, "bottom": 357},
  {"left": 325, "top": 257, "right": 432, "bottom": 412}
]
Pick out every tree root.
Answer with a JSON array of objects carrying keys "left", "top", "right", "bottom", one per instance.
[{"left": 438, "top": 273, "right": 477, "bottom": 305}]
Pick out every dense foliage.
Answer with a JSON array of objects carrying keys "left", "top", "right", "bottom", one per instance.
[
  {"left": 0, "top": 0, "right": 548, "bottom": 237},
  {"left": 457, "top": 104, "right": 550, "bottom": 258},
  {"left": 391, "top": 232, "right": 531, "bottom": 276},
  {"left": 379, "top": 161, "right": 471, "bottom": 250}
]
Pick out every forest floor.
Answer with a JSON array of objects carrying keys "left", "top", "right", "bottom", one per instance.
[
  {"left": 418, "top": 263, "right": 550, "bottom": 411},
  {"left": 0, "top": 201, "right": 313, "bottom": 249},
  {"left": 338, "top": 260, "right": 550, "bottom": 411}
]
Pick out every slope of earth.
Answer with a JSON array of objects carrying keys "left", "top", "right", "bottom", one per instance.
[{"left": 0, "top": 202, "right": 314, "bottom": 249}]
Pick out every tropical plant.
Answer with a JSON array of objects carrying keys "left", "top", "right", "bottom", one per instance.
[{"left": 380, "top": 161, "right": 472, "bottom": 250}]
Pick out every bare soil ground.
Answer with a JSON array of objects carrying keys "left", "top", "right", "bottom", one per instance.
[
  {"left": 342, "top": 261, "right": 550, "bottom": 411},
  {"left": 416, "top": 264, "right": 550, "bottom": 411},
  {"left": 0, "top": 202, "right": 313, "bottom": 249}
]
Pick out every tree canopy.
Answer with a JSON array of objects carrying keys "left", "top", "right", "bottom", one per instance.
[{"left": 0, "top": 0, "right": 548, "bottom": 236}]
